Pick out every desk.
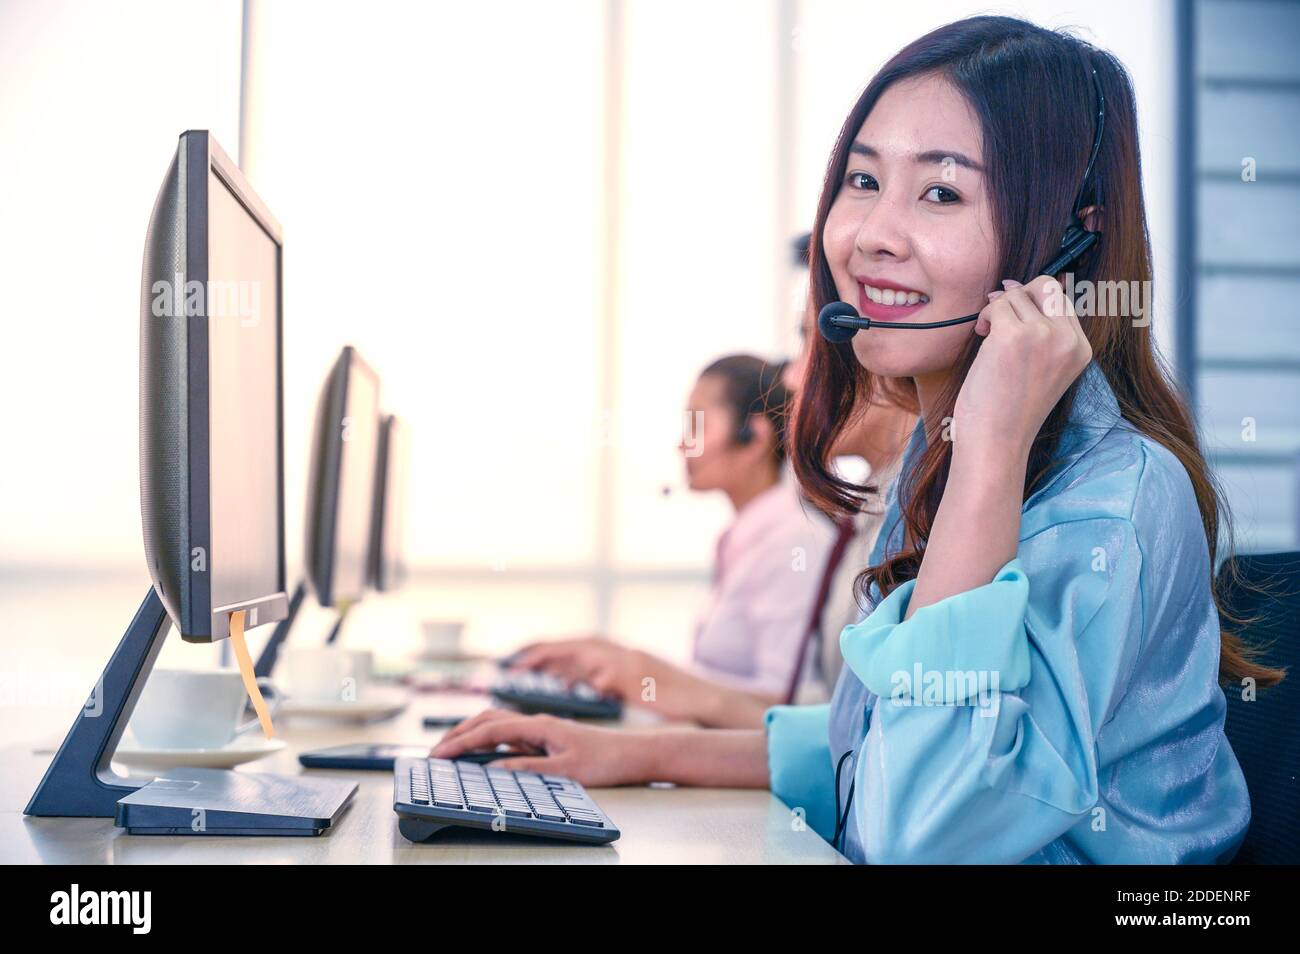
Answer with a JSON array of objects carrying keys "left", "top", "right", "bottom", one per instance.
[{"left": 1, "top": 689, "right": 847, "bottom": 864}]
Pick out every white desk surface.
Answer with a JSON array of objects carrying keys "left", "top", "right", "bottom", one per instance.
[{"left": 2, "top": 687, "right": 847, "bottom": 865}]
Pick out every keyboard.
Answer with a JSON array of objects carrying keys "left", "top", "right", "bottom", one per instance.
[
  {"left": 394, "top": 757, "right": 620, "bottom": 844},
  {"left": 490, "top": 670, "right": 623, "bottom": 720}
]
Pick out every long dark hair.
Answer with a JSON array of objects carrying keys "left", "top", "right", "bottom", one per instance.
[{"left": 790, "top": 15, "right": 1283, "bottom": 688}]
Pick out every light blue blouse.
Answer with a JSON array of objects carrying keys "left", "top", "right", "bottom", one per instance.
[{"left": 765, "top": 362, "right": 1250, "bottom": 864}]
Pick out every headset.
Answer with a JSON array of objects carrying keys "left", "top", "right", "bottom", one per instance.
[
  {"left": 819, "top": 66, "right": 1106, "bottom": 343},
  {"left": 732, "top": 361, "right": 790, "bottom": 447}
]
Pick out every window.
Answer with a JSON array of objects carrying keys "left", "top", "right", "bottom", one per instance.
[{"left": 1179, "top": 0, "right": 1300, "bottom": 553}]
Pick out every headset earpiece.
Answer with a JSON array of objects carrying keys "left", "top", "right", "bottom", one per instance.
[
  {"left": 1043, "top": 67, "right": 1107, "bottom": 278},
  {"left": 1043, "top": 220, "right": 1101, "bottom": 277}
]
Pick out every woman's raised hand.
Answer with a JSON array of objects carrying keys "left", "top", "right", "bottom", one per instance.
[{"left": 956, "top": 275, "right": 1093, "bottom": 463}]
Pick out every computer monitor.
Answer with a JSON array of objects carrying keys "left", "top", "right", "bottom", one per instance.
[
  {"left": 304, "top": 346, "right": 380, "bottom": 608},
  {"left": 139, "top": 130, "right": 289, "bottom": 640},
  {"left": 368, "top": 414, "right": 408, "bottom": 592},
  {"left": 27, "top": 130, "right": 354, "bottom": 829},
  {"left": 252, "top": 349, "right": 383, "bottom": 671}
]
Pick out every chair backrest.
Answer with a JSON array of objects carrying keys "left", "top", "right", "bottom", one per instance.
[{"left": 1217, "top": 551, "right": 1300, "bottom": 864}]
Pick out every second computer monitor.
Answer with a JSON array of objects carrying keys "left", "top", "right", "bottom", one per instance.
[
  {"left": 368, "top": 414, "right": 408, "bottom": 592},
  {"left": 305, "top": 346, "right": 380, "bottom": 608}
]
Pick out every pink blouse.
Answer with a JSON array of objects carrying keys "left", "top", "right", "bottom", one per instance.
[{"left": 689, "top": 478, "right": 838, "bottom": 697}]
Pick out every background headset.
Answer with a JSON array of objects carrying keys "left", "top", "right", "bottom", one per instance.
[
  {"left": 819, "top": 66, "right": 1106, "bottom": 342},
  {"left": 732, "top": 360, "right": 790, "bottom": 447}
]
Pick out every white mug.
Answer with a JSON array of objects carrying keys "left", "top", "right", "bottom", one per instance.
[
  {"left": 420, "top": 619, "right": 465, "bottom": 657},
  {"left": 281, "top": 647, "right": 373, "bottom": 703},
  {"left": 128, "top": 668, "right": 281, "bottom": 750}
]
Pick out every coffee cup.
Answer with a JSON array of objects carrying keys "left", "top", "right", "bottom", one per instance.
[
  {"left": 281, "top": 647, "right": 373, "bottom": 703},
  {"left": 420, "top": 619, "right": 465, "bottom": 658},
  {"left": 127, "top": 668, "right": 281, "bottom": 750}
]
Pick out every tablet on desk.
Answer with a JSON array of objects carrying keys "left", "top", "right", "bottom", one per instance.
[{"left": 298, "top": 744, "right": 509, "bottom": 770}]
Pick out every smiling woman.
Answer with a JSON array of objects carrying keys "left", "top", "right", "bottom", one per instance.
[
  {"left": 792, "top": 20, "right": 1257, "bottom": 665},
  {"left": 789, "top": 14, "right": 1283, "bottom": 862}
]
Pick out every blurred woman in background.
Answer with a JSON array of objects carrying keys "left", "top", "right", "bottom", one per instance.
[{"left": 507, "top": 354, "right": 842, "bottom": 727}]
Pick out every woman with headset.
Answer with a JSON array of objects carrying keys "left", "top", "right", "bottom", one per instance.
[
  {"left": 504, "top": 353, "right": 843, "bottom": 728},
  {"left": 435, "top": 16, "right": 1283, "bottom": 862}
]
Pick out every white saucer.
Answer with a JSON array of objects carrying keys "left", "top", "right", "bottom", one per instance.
[
  {"left": 413, "top": 649, "right": 488, "bottom": 664},
  {"left": 113, "top": 734, "right": 287, "bottom": 772},
  {"left": 279, "top": 685, "right": 409, "bottom": 721}
]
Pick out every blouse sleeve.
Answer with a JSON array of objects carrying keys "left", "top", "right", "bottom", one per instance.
[
  {"left": 764, "top": 703, "right": 837, "bottom": 841},
  {"left": 840, "top": 512, "right": 1147, "bottom": 864}
]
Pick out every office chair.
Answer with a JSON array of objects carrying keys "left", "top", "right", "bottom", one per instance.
[{"left": 1216, "top": 551, "right": 1300, "bottom": 864}]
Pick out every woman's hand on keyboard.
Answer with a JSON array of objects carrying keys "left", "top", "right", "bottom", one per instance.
[
  {"left": 429, "top": 710, "right": 651, "bottom": 787},
  {"left": 509, "top": 638, "right": 651, "bottom": 702},
  {"left": 506, "top": 639, "right": 777, "bottom": 728}
]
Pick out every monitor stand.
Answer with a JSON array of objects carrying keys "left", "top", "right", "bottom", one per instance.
[
  {"left": 25, "top": 587, "right": 356, "bottom": 835},
  {"left": 250, "top": 581, "right": 346, "bottom": 674},
  {"left": 324, "top": 605, "right": 348, "bottom": 645},
  {"left": 252, "top": 579, "right": 306, "bottom": 678}
]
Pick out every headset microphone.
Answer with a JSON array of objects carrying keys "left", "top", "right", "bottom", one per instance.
[
  {"left": 816, "top": 228, "right": 1098, "bottom": 341},
  {"left": 817, "top": 300, "right": 982, "bottom": 341}
]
